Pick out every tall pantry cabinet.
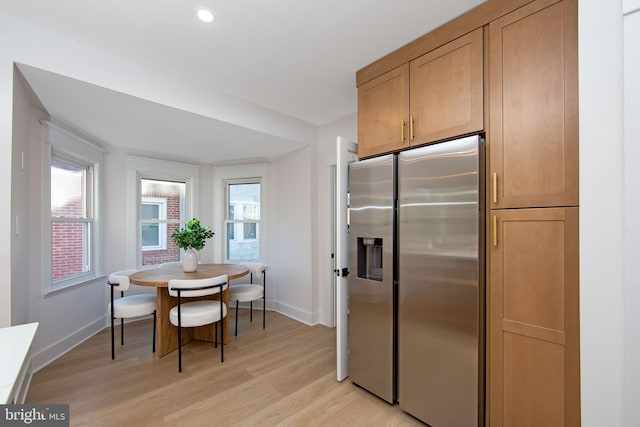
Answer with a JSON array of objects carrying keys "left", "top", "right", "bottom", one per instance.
[{"left": 488, "top": 0, "right": 579, "bottom": 426}]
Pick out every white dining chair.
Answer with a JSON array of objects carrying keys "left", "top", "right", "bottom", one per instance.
[
  {"left": 168, "top": 275, "right": 228, "bottom": 372},
  {"left": 108, "top": 270, "right": 157, "bottom": 360},
  {"left": 229, "top": 262, "right": 267, "bottom": 336}
]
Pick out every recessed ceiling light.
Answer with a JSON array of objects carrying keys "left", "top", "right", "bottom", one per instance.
[{"left": 196, "top": 8, "right": 214, "bottom": 23}]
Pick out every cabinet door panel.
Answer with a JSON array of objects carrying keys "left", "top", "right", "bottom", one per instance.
[
  {"left": 502, "top": 219, "right": 565, "bottom": 331},
  {"left": 358, "top": 64, "right": 409, "bottom": 158},
  {"left": 410, "top": 28, "right": 483, "bottom": 146},
  {"left": 489, "top": 0, "right": 578, "bottom": 208},
  {"left": 503, "top": 333, "right": 565, "bottom": 427},
  {"left": 489, "top": 207, "right": 579, "bottom": 427}
]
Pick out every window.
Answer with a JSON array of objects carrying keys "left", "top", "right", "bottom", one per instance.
[
  {"left": 141, "top": 197, "right": 167, "bottom": 250},
  {"left": 139, "top": 179, "right": 185, "bottom": 266},
  {"left": 225, "top": 180, "right": 261, "bottom": 261},
  {"left": 50, "top": 155, "right": 94, "bottom": 284}
]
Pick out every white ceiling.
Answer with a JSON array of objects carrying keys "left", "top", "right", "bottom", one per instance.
[{"left": 2, "top": 0, "right": 485, "bottom": 164}]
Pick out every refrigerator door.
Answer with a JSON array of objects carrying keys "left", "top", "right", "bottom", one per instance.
[
  {"left": 348, "top": 153, "right": 395, "bottom": 403},
  {"left": 398, "top": 136, "right": 481, "bottom": 426}
]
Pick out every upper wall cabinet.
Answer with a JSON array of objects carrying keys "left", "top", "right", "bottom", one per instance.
[
  {"left": 489, "top": 0, "right": 578, "bottom": 209},
  {"left": 357, "top": 64, "right": 410, "bottom": 159},
  {"left": 410, "top": 27, "right": 484, "bottom": 147},
  {"left": 358, "top": 28, "right": 484, "bottom": 159}
]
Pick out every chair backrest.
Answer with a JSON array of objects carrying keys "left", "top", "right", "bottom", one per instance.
[
  {"left": 168, "top": 275, "right": 228, "bottom": 298},
  {"left": 239, "top": 262, "right": 267, "bottom": 282},
  {"left": 108, "top": 269, "right": 139, "bottom": 292}
]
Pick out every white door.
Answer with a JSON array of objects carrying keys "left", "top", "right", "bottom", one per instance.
[{"left": 336, "top": 136, "right": 357, "bottom": 381}]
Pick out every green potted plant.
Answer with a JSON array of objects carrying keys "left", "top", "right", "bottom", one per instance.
[{"left": 171, "top": 217, "right": 214, "bottom": 272}]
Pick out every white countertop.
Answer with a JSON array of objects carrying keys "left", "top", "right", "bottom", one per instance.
[{"left": 0, "top": 322, "right": 38, "bottom": 404}]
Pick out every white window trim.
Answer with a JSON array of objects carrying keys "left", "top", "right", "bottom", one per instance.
[
  {"left": 213, "top": 164, "right": 268, "bottom": 264},
  {"left": 221, "top": 174, "right": 268, "bottom": 263},
  {"left": 41, "top": 120, "right": 104, "bottom": 295},
  {"left": 126, "top": 156, "right": 199, "bottom": 268},
  {"left": 140, "top": 196, "right": 168, "bottom": 251}
]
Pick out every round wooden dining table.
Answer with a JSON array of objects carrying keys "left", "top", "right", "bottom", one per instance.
[{"left": 130, "top": 263, "right": 249, "bottom": 357}]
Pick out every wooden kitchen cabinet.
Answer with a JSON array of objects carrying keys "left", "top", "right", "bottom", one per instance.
[
  {"left": 410, "top": 27, "right": 483, "bottom": 147},
  {"left": 358, "top": 28, "right": 483, "bottom": 159},
  {"left": 488, "top": 0, "right": 578, "bottom": 209},
  {"left": 357, "top": 64, "right": 409, "bottom": 159},
  {"left": 489, "top": 207, "right": 580, "bottom": 427},
  {"left": 488, "top": 1, "right": 580, "bottom": 425}
]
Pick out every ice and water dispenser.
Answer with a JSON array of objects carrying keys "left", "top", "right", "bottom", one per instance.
[{"left": 357, "top": 237, "right": 383, "bottom": 281}]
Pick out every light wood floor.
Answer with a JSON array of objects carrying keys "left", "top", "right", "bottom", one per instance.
[{"left": 27, "top": 310, "right": 424, "bottom": 426}]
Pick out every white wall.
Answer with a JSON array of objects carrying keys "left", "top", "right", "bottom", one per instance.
[
  {"left": 11, "top": 69, "right": 47, "bottom": 327},
  {"left": 623, "top": 2, "right": 640, "bottom": 425},
  {"left": 579, "top": 0, "right": 625, "bottom": 425},
  {"left": 10, "top": 68, "right": 106, "bottom": 371},
  {"left": 103, "top": 149, "right": 130, "bottom": 273},
  {"left": 270, "top": 147, "right": 315, "bottom": 323},
  {"left": 0, "top": 34, "right": 15, "bottom": 327}
]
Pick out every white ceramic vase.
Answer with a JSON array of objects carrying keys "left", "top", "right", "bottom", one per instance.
[{"left": 183, "top": 248, "right": 198, "bottom": 272}]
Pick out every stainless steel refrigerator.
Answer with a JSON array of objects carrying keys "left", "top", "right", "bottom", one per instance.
[{"left": 348, "top": 135, "right": 484, "bottom": 426}]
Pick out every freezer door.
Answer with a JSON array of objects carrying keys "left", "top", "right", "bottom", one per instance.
[
  {"left": 398, "top": 136, "right": 481, "bottom": 426},
  {"left": 348, "top": 153, "right": 395, "bottom": 403}
]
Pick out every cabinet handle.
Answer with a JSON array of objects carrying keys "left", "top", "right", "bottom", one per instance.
[
  {"left": 492, "top": 172, "right": 497, "bottom": 204},
  {"left": 401, "top": 120, "right": 406, "bottom": 142},
  {"left": 492, "top": 215, "right": 498, "bottom": 247},
  {"left": 410, "top": 116, "right": 415, "bottom": 141}
]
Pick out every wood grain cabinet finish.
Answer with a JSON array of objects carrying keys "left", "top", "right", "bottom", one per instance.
[
  {"left": 489, "top": 207, "right": 580, "bottom": 427},
  {"left": 410, "top": 27, "right": 484, "bottom": 147},
  {"left": 488, "top": 0, "right": 578, "bottom": 209},
  {"left": 357, "top": 64, "right": 410, "bottom": 159},
  {"left": 357, "top": 28, "right": 483, "bottom": 159}
]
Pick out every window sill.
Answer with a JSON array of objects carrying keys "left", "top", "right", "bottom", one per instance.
[{"left": 43, "top": 274, "right": 106, "bottom": 297}]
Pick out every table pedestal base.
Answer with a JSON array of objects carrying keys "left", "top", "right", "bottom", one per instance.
[{"left": 155, "top": 287, "right": 230, "bottom": 357}]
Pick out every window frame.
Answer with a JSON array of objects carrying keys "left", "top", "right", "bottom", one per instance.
[
  {"left": 126, "top": 156, "right": 199, "bottom": 268},
  {"left": 50, "top": 153, "right": 95, "bottom": 287},
  {"left": 41, "top": 120, "right": 104, "bottom": 295},
  {"left": 140, "top": 196, "right": 168, "bottom": 251},
  {"left": 223, "top": 178, "right": 262, "bottom": 262}
]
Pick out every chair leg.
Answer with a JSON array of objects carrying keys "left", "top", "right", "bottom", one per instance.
[
  {"left": 177, "top": 294, "right": 182, "bottom": 373},
  {"left": 235, "top": 300, "right": 239, "bottom": 336},
  {"left": 220, "top": 295, "right": 224, "bottom": 363},
  {"left": 111, "top": 314, "right": 115, "bottom": 360},
  {"left": 152, "top": 311, "right": 156, "bottom": 353},
  {"left": 263, "top": 295, "right": 266, "bottom": 330},
  {"left": 178, "top": 324, "right": 182, "bottom": 373},
  {"left": 120, "top": 291, "right": 125, "bottom": 346},
  {"left": 250, "top": 301, "right": 253, "bottom": 322},
  {"left": 110, "top": 288, "right": 115, "bottom": 360},
  {"left": 221, "top": 316, "right": 224, "bottom": 363}
]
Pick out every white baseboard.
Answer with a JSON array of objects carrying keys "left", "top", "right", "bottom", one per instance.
[
  {"left": 271, "top": 301, "right": 316, "bottom": 325},
  {"left": 234, "top": 299, "right": 323, "bottom": 326},
  {"left": 31, "top": 316, "right": 106, "bottom": 374}
]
